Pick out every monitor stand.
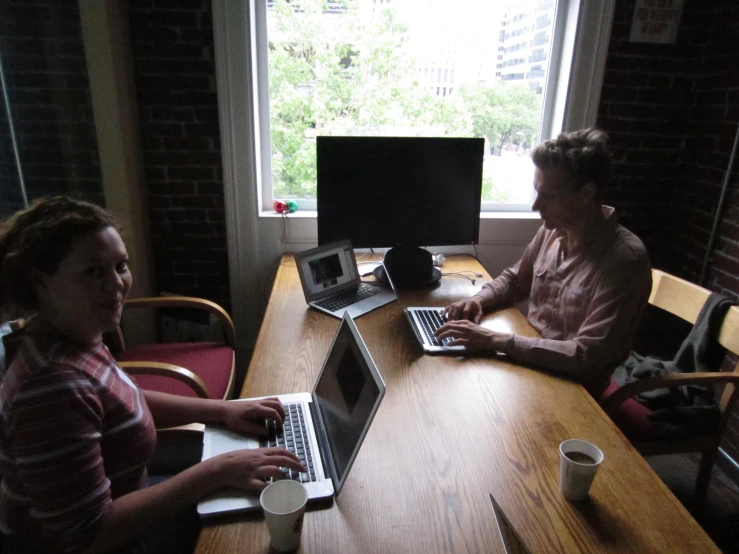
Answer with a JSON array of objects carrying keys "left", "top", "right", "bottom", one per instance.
[{"left": 372, "top": 245, "right": 442, "bottom": 289}]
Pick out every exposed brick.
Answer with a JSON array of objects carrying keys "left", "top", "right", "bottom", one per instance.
[
  {"left": 158, "top": 136, "right": 213, "bottom": 151},
  {"left": 638, "top": 88, "right": 685, "bottom": 105},
  {"left": 712, "top": 252, "right": 739, "bottom": 276},
  {"left": 197, "top": 181, "right": 223, "bottom": 195},
  {"left": 148, "top": 181, "right": 197, "bottom": 195},
  {"left": 639, "top": 135, "right": 682, "bottom": 150},
  {"left": 603, "top": 70, "right": 629, "bottom": 86},
  {"left": 146, "top": 151, "right": 220, "bottom": 166},
  {"left": 720, "top": 240, "right": 739, "bottom": 261},
  {"left": 145, "top": 10, "right": 199, "bottom": 28},
  {"left": 715, "top": 271, "right": 739, "bottom": 294},
  {"left": 166, "top": 166, "right": 215, "bottom": 180},
  {"left": 601, "top": 86, "right": 640, "bottom": 103}
]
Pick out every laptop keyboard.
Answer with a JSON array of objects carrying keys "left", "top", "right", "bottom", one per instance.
[
  {"left": 414, "top": 308, "right": 455, "bottom": 347},
  {"left": 314, "top": 282, "right": 381, "bottom": 312},
  {"left": 260, "top": 402, "right": 317, "bottom": 483}
]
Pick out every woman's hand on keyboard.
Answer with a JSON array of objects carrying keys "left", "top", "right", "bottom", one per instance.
[
  {"left": 212, "top": 447, "right": 305, "bottom": 491},
  {"left": 442, "top": 296, "right": 484, "bottom": 323},
  {"left": 221, "top": 397, "right": 286, "bottom": 437}
]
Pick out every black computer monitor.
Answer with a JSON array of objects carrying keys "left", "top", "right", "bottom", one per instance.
[{"left": 317, "top": 136, "right": 484, "bottom": 288}]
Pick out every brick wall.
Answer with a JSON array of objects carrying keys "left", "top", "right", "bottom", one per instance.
[
  {"left": 665, "top": 6, "right": 739, "bottom": 291},
  {"left": 674, "top": 2, "right": 739, "bottom": 458},
  {"left": 598, "top": 0, "right": 739, "bottom": 460},
  {"left": 597, "top": 0, "right": 705, "bottom": 259},
  {"left": 128, "top": 0, "right": 230, "bottom": 310},
  {"left": 0, "top": 0, "right": 230, "bottom": 310},
  {"left": 0, "top": 0, "right": 104, "bottom": 217}
]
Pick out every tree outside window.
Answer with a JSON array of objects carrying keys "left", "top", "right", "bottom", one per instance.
[{"left": 267, "top": 0, "right": 553, "bottom": 206}]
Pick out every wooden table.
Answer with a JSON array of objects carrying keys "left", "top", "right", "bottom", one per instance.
[{"left": 195, "top": 255, "right": 719, "bottom": 553}]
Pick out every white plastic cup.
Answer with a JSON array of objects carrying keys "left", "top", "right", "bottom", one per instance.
[
  {"left": 260, "top": 480, "right": 308, "bottom": 552},
  {"left": 559, "top": 439, "right": 604, "bottom": 501}
]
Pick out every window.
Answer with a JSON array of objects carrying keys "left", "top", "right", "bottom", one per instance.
[
  {"left": 530, "top": 48, "right": 547, "bottom": 63},
  {"left": 533, "top": 31, "right": 549, "bottom": 46},
  {"left": 536, "top": 14, "right": 551, "bottom": 30},
  {"left": 255, "top": 0, "right": 573, "bottom": 211},
  {"left": 214, "top": 0, "right": 615, "bottom": 216}
]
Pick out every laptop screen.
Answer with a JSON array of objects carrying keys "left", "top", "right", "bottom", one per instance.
[
  {"left": 297, "top": 242, "right": 359, "bottom": 297},
  {"left": 313, "top": 314, "right": 384, "bottom": 492}
]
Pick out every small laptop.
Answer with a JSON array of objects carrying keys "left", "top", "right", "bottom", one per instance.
[
  {"left": 295, "top": 239, "right": 397, "bottom": 319},
  {"left": 404, "top": 306, "right": 466, "bottom": 354},
  {"left": 197, "top": 312, "right": 386, "bottom": 517}
]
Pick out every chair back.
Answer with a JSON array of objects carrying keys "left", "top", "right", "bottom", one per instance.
[{"left": 649, "top": 269, "right": 739, "bottom": 425}]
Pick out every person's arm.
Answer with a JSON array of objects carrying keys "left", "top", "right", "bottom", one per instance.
[
  {"left": 501, "top": 255, "right": 652, "bottom": 386},
  {"left": 82, "top": 447, "right": 302, "bottom": 554},
  {"left": 8, "top": 367, "right": 302, "bottom": 554},
  {"left": 438, "top": 252, "right": 652, "bottom": 388},
  {"left": 443, "top": 227, "right": 547, "bottom": 323},
  {"left": 142, "top": 390, "right": 285, "bottom": 435}
]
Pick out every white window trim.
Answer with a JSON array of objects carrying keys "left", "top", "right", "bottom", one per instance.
[{"left": 212, "top": 0, "right": 615, "bottom": 348}]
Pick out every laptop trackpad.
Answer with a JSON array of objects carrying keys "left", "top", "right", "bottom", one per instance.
[
  {"left": 208, "top": 428, "right": 259, "bottom": 455},
  {"left": 198, "top": 429, "right": 262, "bottom": 515}
]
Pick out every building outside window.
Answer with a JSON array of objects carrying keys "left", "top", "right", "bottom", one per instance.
[{"left": 258, "top": 0, "right": 562, "bottom": 212}]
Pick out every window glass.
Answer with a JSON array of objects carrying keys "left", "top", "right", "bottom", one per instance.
[{"left": 265, "top": 0, "right": 557, "bottom": 208}]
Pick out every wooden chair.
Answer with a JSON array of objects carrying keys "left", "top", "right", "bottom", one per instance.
[
  {"left": 602, "top": 269, "right": 739, "bottom": 511},
  {"left": 112, "top": 296, "right": 236, "bottom": 401}
]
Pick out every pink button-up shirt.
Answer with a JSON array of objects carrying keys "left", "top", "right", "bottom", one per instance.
[{"left": 475, "top": 206, "right": 651, "bottom": 397}]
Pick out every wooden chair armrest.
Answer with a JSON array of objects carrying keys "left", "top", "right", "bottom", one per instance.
[
  {"left": 602, "top": 372, "right": 739, "bottom": 415},
  {"left": 123, "top": 296, "right": 236, "bottom": 348},
  {"left": 157, "top": 423, "right": 206, "bottom": 435},
  {"left": 119, "top": 361, "right": 212, "bottom": 399}
]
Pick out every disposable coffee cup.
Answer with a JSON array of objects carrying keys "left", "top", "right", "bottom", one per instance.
[
  {"left": 559, "top": 439, "right": 604, "bottom": 501},
  {"left": 260, "top": 480, "right": 308, "bottom": 552}
]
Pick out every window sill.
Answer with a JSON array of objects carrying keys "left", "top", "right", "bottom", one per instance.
[
  {"left": 259, "top": 210, "right": 541, "bottom": 221},
  {"left": 259, "top": 210, "right": 318, "bottom": 218},
  {"left": 480, "top": 211, "right": 540, "bottom": 220}
]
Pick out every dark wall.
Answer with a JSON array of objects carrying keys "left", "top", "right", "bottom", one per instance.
[
  {"left": 0, "top": 0, "right": 104, "bottom": 217},
  {"left": 0, "top": 0, "right": 229, "bottom": 309},
  {"left": 598, "top": 0, "right": 739, "bottom": 458},
  {"left": 662, "top": 5, "right": 739, "bottom": 293},
  {"left": 598, "top": 0, "right": 703, "bottom": 260},
  {"left": 128, "top": 0, "right": 230, "bottom": 310}
]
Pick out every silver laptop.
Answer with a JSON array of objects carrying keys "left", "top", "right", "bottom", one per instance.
[
  {"left": 404, "top": 307, "right": 466, "bottom": 355},
  {"left": 197, "top": 312, "right": 386, "bottom": 517},
  {"left": 295, "top": 239, "right": 396, "bottom": 319},
  {"left": 490, "top": 493, "right": 531, "bottom": 554}
]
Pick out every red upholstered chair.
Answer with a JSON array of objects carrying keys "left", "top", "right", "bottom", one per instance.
[
  {"left": 113, "top": 297, "right": 236, "bottom": 401},
  {"left": 602, "top": 269, "right": 739, "bottom": 512}
]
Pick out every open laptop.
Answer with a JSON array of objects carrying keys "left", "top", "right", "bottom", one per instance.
[
  {"left": 197, "top": 312, "right": 386, "bottom": 517},
  {"left": 404, "top": 307, "right": 466, "bottom": 355},
  {"left": 295, "top": 239, "right": 396, "bottom": 319}
]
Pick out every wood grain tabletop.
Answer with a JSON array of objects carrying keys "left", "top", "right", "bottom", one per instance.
[{"left": 194, "top": 255, "right": 719, "bottom": 554}]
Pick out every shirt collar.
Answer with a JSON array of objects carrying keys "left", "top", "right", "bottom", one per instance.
[
  {"left": 553, "top": 205, "right": 618, "bottom": 254},
  {"left": 584, "top": 205, "right": 618, "bottom": 253}
]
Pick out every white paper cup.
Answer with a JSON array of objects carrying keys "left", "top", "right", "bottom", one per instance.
[
  {"left": 260, "top": 480, "right": 308, "bottom": 552},
  {"left": 559, "top": 439, "right": 604, "bottom": 501}
]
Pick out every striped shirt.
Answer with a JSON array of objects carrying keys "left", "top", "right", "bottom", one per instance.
[{"left": 0, "top": 329, "right": 156, "bottom": 553}]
